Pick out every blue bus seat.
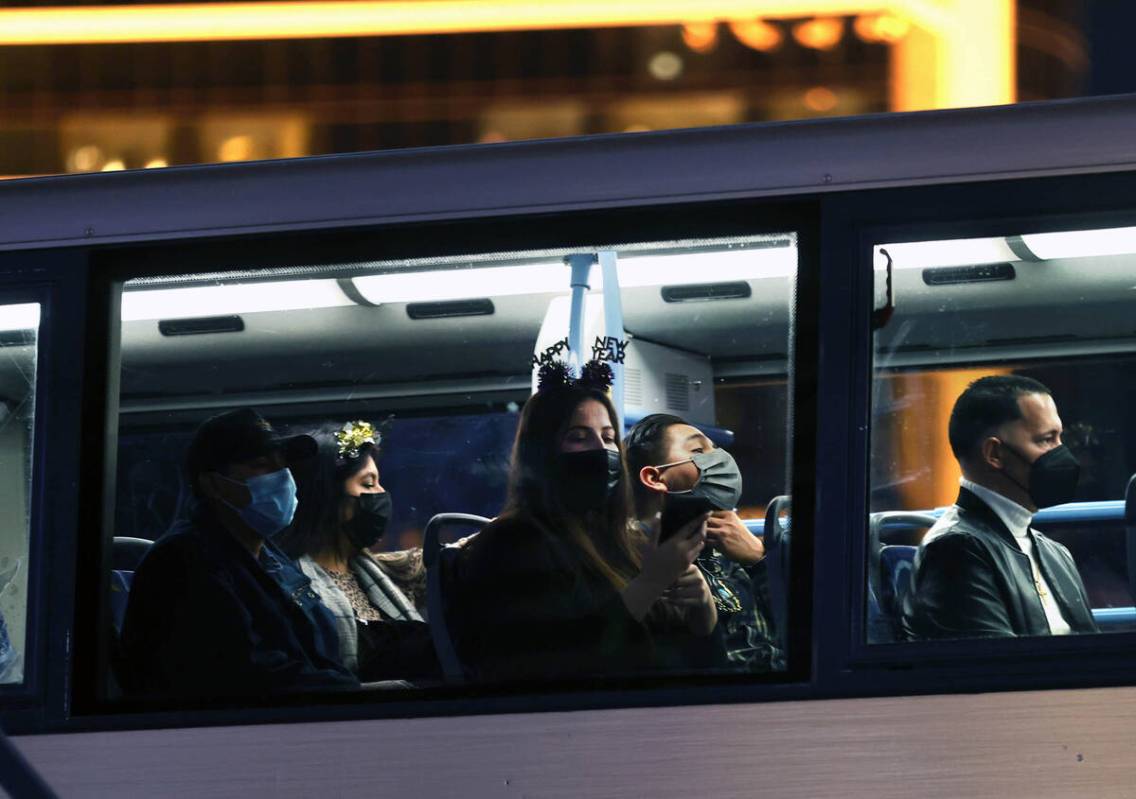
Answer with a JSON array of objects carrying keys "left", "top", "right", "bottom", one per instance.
[
  {"left": 763, "top": 496, "right": 791, "bottom": 652},
  {"left": 742, "top": 519, "right": 765, "bottom": 536},
  {"left": 1091, "top": 606, "right": 1136, "bottom": 629},
  {"left": 867, "top": 512, "right": 936, "bottom": 642},
  {"left": 113, "top": 536, "right": 153, "bottom": 572},
  {"left": 109, "top": 537, "right": 152, "bottom": 635},
  {"left": 109, "top": 570, "right": 134, "bottom": 634},
  {"left": 423, "top": 513, "right": 490, "bottom": 682},
  {"left": 878, "top": 545, "right": 917, "bottom": 621}
]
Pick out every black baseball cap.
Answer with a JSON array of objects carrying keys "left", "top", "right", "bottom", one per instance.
[{"left": 185, "top": 408, "right": 317, "bottom": 485}]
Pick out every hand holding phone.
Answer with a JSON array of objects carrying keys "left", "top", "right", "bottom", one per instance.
[{"left": 658, "top": 494, "right": 715, "bottom": 543}]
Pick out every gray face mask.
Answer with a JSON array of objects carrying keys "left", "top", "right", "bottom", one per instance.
[{"left": 657, "top": 448, "right": 743, "bottom": 511}]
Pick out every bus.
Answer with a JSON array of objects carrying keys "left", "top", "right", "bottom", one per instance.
[{"left": 2, "top": 93, "right": 1136, "bottom": 795}]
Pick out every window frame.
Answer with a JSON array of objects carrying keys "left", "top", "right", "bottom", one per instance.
[
  {"left": 54, "top": 195, "right": 822, "bottom": 731},
  {"left": 0, "top": 251, "right": 89, "bottom": 718},
  {"left": 824, "top": 170, "right": 1136, "bottom": 689}
]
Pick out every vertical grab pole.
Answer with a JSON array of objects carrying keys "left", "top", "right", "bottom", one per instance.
[
  {"left": 564, "top": 254, "right": 595, "bottom": 372},
  {"left": 597, "top": 250, "right": 625, "bottom": 427}
]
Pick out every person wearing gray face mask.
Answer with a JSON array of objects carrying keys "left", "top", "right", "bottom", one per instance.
[{"left": 625, "top": 414, "right": 784, "bottom": 673}]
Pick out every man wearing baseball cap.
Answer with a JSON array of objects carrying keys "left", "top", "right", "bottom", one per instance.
[{"left": 121, "top": 408, "right": 359, "bottom": 699}]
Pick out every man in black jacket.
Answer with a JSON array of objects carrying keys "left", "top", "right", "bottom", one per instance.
[
  {"left": 901, "top": 375, "right": 1097, "bottom": 640},
  {"left": 121, "top": 408, "right": 359, "bottom": 699}
]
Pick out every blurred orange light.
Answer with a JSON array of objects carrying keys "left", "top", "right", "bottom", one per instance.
[
  {"left": 682, "top": 21, "right": 719, "bottom": 54},
  {"left": 145, "top": 158, "right": 169, "bottom": 168},
  {"left": 69, "top": 145, "right": 103, "bottom": 172},
  {"left": 218, "top": 135, "right": 254, "bottom": 162},
  {"left": 648, "top": 51, "right": 684, "bottom": 81},
  {"left": 792, "top": 17, "right": 844, "bottom": 50},
  {"left": 803, "top": 85, "right": 838, "bottom": 111},
  {"left": 728, "top": 19, "right": 783, "bottom": 52},
  {"left": 101, "top": 159, "right": 126, "bottom": 172},
  {"left": 853, "top": 13, "right": 909, "bottom": 43},
  {"left": 0, "top": 1, "right": 894, "bottom": 45}
]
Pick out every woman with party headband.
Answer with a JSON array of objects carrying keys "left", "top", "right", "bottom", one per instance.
[{"left": 450, "top": 361, "right": 717, "bottom": 682}]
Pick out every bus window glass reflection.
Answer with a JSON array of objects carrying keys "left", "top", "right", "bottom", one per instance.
[
  {"left": 111, "top": 237, "right": 798, "bottom": 701},
  {"left": 0, "top": 302, "right": 40, "bottom": 685},
  {"left": 867, "top": 227, "right": 1136, "bottom": 644}
]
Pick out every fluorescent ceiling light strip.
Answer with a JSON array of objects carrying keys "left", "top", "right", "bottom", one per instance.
[
  {"left": 0, "top": 303, "right": 40, "bottom": 332},
  {"left": 0, "top": 1, "right": 892, "bottom": 46},
  {"left": 123, "top": 247, "right": 799, "bottom": 318},
  {"left": 1020, "top": 226, "right": 1136, "bottom": 261},
  {"left": 353, "top": 248, "right": 797, "bottom": 304},
  {"left": 877, "top": 238, "right": 1017, "bottom": 270},
  {"left": 352, "top": 263, "right": 569, "bottom": 304},
  {"left": 617, "top": 247, "right": 796, "bottom": 286},
  {"left": 120, "top": 278, "right": 353, "bottom": 321}
]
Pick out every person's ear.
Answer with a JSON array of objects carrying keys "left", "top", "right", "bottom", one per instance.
[
  {"left": 980, "top": 437, "right": 1004, "bottom": 470},
  {"left": 639, "top": 465, "right": 669, "bottom": 494}
]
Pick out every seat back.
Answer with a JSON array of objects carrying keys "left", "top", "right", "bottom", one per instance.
[
  {"left": 109, "top": 570, "right": 135, "bottom": 635},
  {"left": 866, "top": 512, "right": 935, "bottom": 641},
  {"left": 113, "top": 536, "right": 153, "bottom": 572},
  {"left": 109, "top": 537, "right": 152, "bottom": 635},
  {"left": 1126, "top": 473, "right": 1136, "bottom": 606},
  {"left": 763, "top": 495, "right": 791, "bottom": 652},
  {"left": 878, "top": 545, "right": 917, "bottom": 625},
  {"left": 423, "top": 513, "right": 490, "bottom": 682}
]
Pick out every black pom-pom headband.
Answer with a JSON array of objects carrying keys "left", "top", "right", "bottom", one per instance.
[{"left": 536, "top": 359, "right": 614, "bottom": 393}]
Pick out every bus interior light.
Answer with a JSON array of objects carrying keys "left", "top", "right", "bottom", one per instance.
[
  {"left": 1019, "top": 226, "right": 1136, "bottom": 261},
  {"left": 350, "top": 247, "right": 797, "bottom": 305},
  {"left": 0, "top": 303, "right": 40, "bottom": 332},
  {"left": 120, "top": 279, "right": 355, "bottom": 321},
  {"left": 876, "top": 238, "right": 1018, "bottom": 270},
  {"left": 351, "top": 263, "right": 570, "bottom": 305}
]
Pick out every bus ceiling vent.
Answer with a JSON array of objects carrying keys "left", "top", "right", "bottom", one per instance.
[
  {"left": 158, "top": 315, "right": 245, "bottom": 336},
  {"left": 661, "top": 281, "right": 752, "bottom": 303}
]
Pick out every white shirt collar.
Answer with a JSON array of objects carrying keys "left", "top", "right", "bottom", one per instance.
[{"left": 959, "top": 477, "right": 1033, "bottom": 539}]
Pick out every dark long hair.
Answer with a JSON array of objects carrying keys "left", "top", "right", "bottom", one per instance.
[
  {"left": 504, "top": 386, "right": 641, "bottom": 589},
  {"left": 279, "top": 429, "right": 377, "bottom": 562}
]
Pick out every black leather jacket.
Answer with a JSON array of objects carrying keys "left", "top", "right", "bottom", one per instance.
[{"left": 901, "top": 488, "right": 1097, "bottom": 640}]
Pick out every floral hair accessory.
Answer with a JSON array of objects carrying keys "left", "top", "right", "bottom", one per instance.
[
  {"left": 335, "top": 420, "right": 378, "bottom": 459},
  {"left": 536, "top": 359, "right": 614, "bottom": 393}
]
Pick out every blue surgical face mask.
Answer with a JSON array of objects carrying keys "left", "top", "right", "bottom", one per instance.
[{"left": 218, "top": 468, "right": 298, "bottom": 538}]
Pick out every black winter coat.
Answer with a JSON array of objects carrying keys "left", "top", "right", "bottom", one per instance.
[{"left": 901, "top": 488, "right": 1097, "bottom": 640}]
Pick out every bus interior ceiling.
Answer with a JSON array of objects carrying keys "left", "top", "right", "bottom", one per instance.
[
  {"left": 118, "top": 266, "right": 793, "bottom": 403},
  {"left": 112, "top": 243, "right": 796, "bottom": 545},
  {"left": 875, "top": 251, "right": 1136, "bottom": 368}
]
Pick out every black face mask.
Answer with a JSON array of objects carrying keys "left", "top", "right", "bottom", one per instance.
[
  {"left": 998, "top": 441, "right": 1081, "bottom": 509},
  {"left": 345, "top": 491, "right": 392, "bottom": 550},
  {"left": 557, "top": 448, "right": 622, "bottom": 513}
]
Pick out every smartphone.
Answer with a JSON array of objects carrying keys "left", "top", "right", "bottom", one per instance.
[{"left": 658, "top": 495, "right": 714, "bottom": 543}]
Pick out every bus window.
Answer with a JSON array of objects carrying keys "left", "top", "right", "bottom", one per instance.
[
  {"left": 0, "top": 302, "right": 39, "bottom": 684},
  {"left": 111, "top": 234, "right": 798, "bottom": 701},
  {"left": 867, "top": 226, "right": 1136, "bottom": 644}
]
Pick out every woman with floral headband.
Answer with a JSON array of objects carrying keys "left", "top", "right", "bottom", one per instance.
[
  {"left": 450, "top": 361, "right": 718, "bottom": 682},
  {"left": 279, "top": 420, "right": 439, "bottom": 681}
]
